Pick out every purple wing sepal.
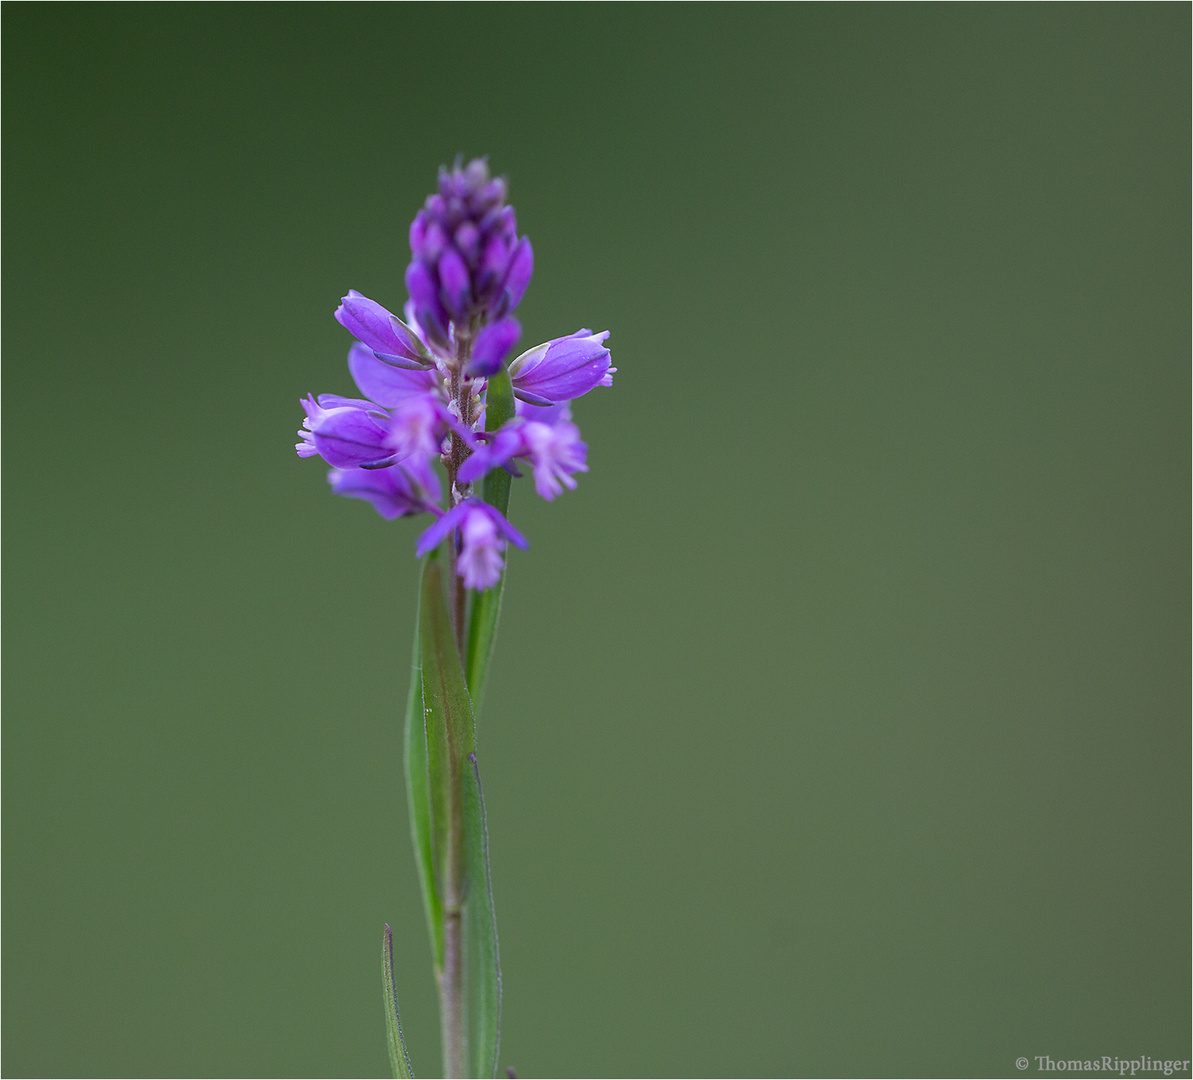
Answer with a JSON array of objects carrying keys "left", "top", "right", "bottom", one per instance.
[
  {"left": 335, "top": 291, "right": 429, "bottom": 369},
  {"left": 509, "top": 330, "right": 613, "bottom": 405},
  {"left": 328, "top": 458, "right": 442, "bottom": 519}
]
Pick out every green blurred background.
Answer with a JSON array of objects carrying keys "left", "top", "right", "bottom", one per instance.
[{"left": 4, "top": 6, "right": 1188, "bottom": 1078}]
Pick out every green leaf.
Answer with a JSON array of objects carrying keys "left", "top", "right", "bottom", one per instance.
[
  {"left": 420, "top": 551, "right": 476, "bottom": 908},
  {"left": 403, "top": 595, "right": 443, "bottom": 973},
  {"left": 464, "top": 574, "right": 506, "bottom": 712},
  {"left": 480, "top": 366, "right": 515, "bottom": 517},
  {"left": 465, "top": 365, "right": 517, "bottom": 709},
  {"left": 382, "top": 924, "right": 416, "bottom": 1079},
  {"left": 464, "top": 752, "right": 502, "bottom": 1079}
]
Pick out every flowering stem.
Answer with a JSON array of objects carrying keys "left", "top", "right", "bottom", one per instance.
[
  {"left": 445, "top": 367, "right": 463, "bottom": 655},
  {"left": 440, "top": 908, "right": 465, "bottom": 1078},
  {"left": 437, "top": 333, "right": 478, "bottom": 1075},
  {"left": 445, "top": 334, "right": 477, "bottom": 657}
]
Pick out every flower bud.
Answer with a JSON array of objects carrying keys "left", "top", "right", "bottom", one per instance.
[{"left": 405, "top": 157, "right": 534, "bottom": 338}]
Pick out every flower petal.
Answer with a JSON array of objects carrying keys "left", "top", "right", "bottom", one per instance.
[
  {"left": 457, "top": 424, "right": 526, "bottom": 484},
  {"left": 509, "top": 330, "right": 611, "bottom": 403},
  {"left": 477, "top": 233, "right": 510, "bottom": 293},
  {"left": 347, "top": 342, "right": 437, "bottom": 409},
  {"left": 523, "top": 418, "right": 588, "bottom": 501},
  {"left": 457, "top": 510, "right": 505, "bottom": 590},
  {"left": 438, "top": 247, "right": 471, "bottom": 317},
  {"left": 406, "top": 260, "right": 449, "bottom": 345},
  {"left": 316, "top": 392, "right": 382, "bottom": 412},
  {"left": 328, "top": 465, "right": 427, "bottom": 519},
  {"left": 467, "top": 316, "right": 522, "bottom": 377},
  {"left": 399, "top": 452, "right": 443, "bottom": 504},
  {"left": 311, "top": 406, "right": 395, "bottom": 468},
  {"left": 515, "top": 399, "right": 569, "bottom": 425},
  {"left": 335, "top": 291, "right": 426, "bottom": 365},
  {"left": 500, "top": 237, "right": 533, "bottom": 313},
  {"left": 415, "top": 500, "right": 471, "bottom": 557},
  {"left": 484, "top": 502, "right": 529, "bottom": 549}
]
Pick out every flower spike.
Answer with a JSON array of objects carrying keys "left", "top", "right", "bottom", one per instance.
[{"left": 299, "top": 158, "right": 613, "bottom": 570}]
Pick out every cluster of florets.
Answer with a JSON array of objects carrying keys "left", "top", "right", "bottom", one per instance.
[
  {"left": 405, "top": 157, "right": 533, "bottom": 350},
  {"left": 297, "top": 158, "right": 614, "bottom": 590}
]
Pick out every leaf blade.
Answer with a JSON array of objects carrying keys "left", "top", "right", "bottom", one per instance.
[
  {"left": 420, "top": 551, "right": 476, "bottom": 906},
  {"left": 480, "top": 365, "right": 515, "bottom": 518},
  {"left": 464, "top": 752, "right": 502, "bottom": 1079},
  {"left": 382, "top": 924, "right": 416, "bottom": 1079},
  {"left": 403, "top": 595, "right": 444, "bottom": 973}
]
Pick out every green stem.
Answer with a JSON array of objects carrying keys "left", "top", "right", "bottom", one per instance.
[{"left": 439, "top": 909, "right": 465, "bottom": 1078}]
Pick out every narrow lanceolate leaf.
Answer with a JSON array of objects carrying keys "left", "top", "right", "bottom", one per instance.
[
  {"left": 403, "top": 597, "right": 443, "bottom": 972},
  {"left": 464, "top": 563, "right": 506, "bottom": 712},
  {"left": 480, "top": 366, "right": 516, "bottom": 518},
  {"left": 466, "top": 365, "right": 517, "bottom": 709},
  {"left": 420, "top": 551, "right": 477, "bottom": 907},
  {"left": 382, "top": 925, "right": 416, "bottom": 1079},
  {"left": 464, "top": 752, "right": 502, "bottom": 1079}
]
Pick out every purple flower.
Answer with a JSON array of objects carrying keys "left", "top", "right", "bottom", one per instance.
[
  {"left": 404, "top": 259, "right": 449, "bottom": 348},
  {"left": 328, "top": 458, "right": 442, "bottom": 519},
  {"left": 521, "top": 416, "right": 588, "bottom": 500},
  {"left": 467, "top": 315, "right": 522, "bottom": 377},
  {"left": 296, "top": 395, "right": 325, "bottom": 458},
  {"left": 384, "top": 395, "right": 479, "bottom": 461},
  {"left": 458, "top": 409, "right": 588, "bottom": 501},
  {"left": 297, "top": 394, "right": 396, "bottom": 469},
  {"left": 501, "top": 238, "right": 534, "bottom": 313},
  {"left": 406, "top": 157, "right": 534, "bottom": 344},
  {"left": 334, "top": 291, "right": 429, "bottom": 369},
  {"left": 508, "top": 330, "right": 614, "bottom": 405},
  {"left": 415, "top": 499, "right": 529, "bottom": 590}
]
